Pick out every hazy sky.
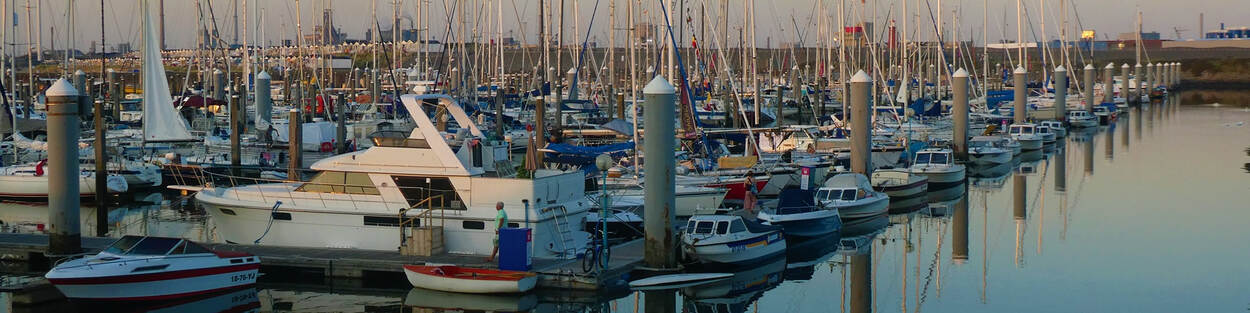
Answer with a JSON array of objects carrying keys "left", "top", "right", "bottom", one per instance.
[{"left": 8, "top": 0, "right": 1245, "bottom": 51}]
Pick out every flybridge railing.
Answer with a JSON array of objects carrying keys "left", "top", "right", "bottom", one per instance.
[{"left": 164, "top": 164, "right": 462, "bottom": 212}]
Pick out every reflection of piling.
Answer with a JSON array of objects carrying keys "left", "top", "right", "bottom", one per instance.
[
  {"left": 1105, "top": 126, "right": 1115, "bottom": 161},
  {"left": 1056, "top": 145, "right": 1067, "bottom": 191},
  {"left": 1101, "top": 63, "right": 1114, "bottom": 108},
  {"left": 1013, "top": 66, "right": 1027, "bottom": 124},
  {"left": 953, "top": 184, "right": 969, "bottom": 263},
  {"left": 850, "top": 71, "right": 872, "bottom": 175},
  {"left": 643, "top": 76, "right": 677, "bottom": 269},
  {"left": 1054, "top": 66, "right": 1068, "bottom": 122},
  {"left": 1084, "top": 138, "right": 1094, "bottom": 175},
  {"left": 850, "top": 253, "right": 872, "bottom": 313},
  {"left": 952, "top": 69, "right": 969, "bottom": 161},
  {"left": 1013, "top": 174, "right": 1026, "bottom": 221},
  {"left": 288, "top": 109, "right": 302, "bottom": 180},
  {"left": 1083, "top": 65, "right": 1095, "bottom": 113},
  {"left": 47, "top": 79, "right": 82, "bottom": 255},
  {"left": 644, "top": 290, "right": 676, "bottom": 313}
]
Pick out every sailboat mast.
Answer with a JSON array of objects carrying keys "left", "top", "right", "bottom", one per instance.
[{"left": 1016, "top": 0, "right": 1023, "bottom": 68}]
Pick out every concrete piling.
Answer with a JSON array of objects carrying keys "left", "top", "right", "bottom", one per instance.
[
  {"left": 46, "top": 79, "right": 81, "bottom": 256},
  {"left": 1120, "top": 64, "right": 1131, "bottom": 106},
  {"left": 1013, "top": 66, "right": 1027, "bottom": 124},
  {"left": 1055, "top": 66, "right": 1068, "bottom": 122},
  {"left": 230, "top": 91, "right": 241, "bottom": 170},
  {"left": 288, "top": 109, "right": 302, "bottom": 180},
  {"left": 566, "top": 68, "right": 578, "bottom": 101},
  {"left": 952, "top": 69, "right": 969, "bottom": 161},
  {"left": 850, "top": 70, "right": 872, "bottom": 175},
  {"left": 1132, "top": 64, "right": 1142, "bottom": 103},
  {"left": 72, "top": 70, "right": 86, "bottom": 97},
  {"left": 1101, "top": 63, "right": 1114, "bottom": 108},
  {"left": 213, "top": 68, "right": 226, "bottom": 102},
  {"left": 336, "top": 93, "right": 348, "bottom": 154},
  {"left": 256, "top": 71, "right": 273, "bottom": 130},
  {"left": 1084, "top": 65, "right": 1095, "bottom": 113},
  {"left": 642, "top": 75, "right": 677, "bottom": 269},
  {"left": 534, "top": 98, "right": 546, "bottom": 168},
  {"left": 1145, "top": 63, "right": 1154, "bottom": 94}
]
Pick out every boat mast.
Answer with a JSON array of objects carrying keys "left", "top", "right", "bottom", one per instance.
[{"left": 1016, "top": 0, "right": 1022, "bottom": 68}]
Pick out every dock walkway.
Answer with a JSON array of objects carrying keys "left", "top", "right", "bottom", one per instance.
[{"left": 0, "top": 233, "right": 641, "bottom": 292}]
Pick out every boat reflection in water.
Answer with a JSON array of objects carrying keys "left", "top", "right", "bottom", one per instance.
[
  {"left": 403, "top": 287, "right": 538, "bottom": 312},
  {"left": 783, "top": 233, "right": 842, "bottom": 281},
  {"left": 968, "top": 162, "right": 1014, "bottom": 190},
  {"left": 681, "top": 255, "right": 786, "bottom": 313},
  {"left": 67, "top": 287, "right": 260, "bottom": 313},
  {"left": 923, "top": 182, "right": 966, "bottom": 217}
]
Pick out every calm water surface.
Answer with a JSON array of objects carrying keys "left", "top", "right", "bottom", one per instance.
[{"left": 3, "top": 91, "right": 1249, "bottom": 312}]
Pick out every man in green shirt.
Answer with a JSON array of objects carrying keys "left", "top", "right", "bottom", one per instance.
[{"left": 487, "top": 201, "right": 508, "bottom": 262}]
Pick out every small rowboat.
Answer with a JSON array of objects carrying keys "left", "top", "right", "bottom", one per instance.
[{"left": 402, "top": 265, "right": 537, "bottom": 294}]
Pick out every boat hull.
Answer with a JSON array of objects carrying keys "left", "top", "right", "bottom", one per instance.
[
  {"left": 684, "top": 232, "right": 786, "bottom": 265},
  {"left": 46, "top": 264, "right": 258, "bottom": 301},
  {"left": 403, "top": 265, "right": 537, "bottom": 294},
  {"left": 0, "top": 173, "right": 127, "bottom": 199},
  {"left": 832, "top": 196, "right": 890, "bottom": 220},
  {"left": 758, "top": 209, "right": 842, "bottom": 238},
  {"left": 969, "top": 151, "right": 1012, "bottom": 166}
]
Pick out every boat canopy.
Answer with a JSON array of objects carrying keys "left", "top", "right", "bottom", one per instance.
[
  {"left": 102, "top": 236, "right": 213, "bottom": 256},
  {"left": 824, "top": 173, "right": 873, "bottom": 190}
]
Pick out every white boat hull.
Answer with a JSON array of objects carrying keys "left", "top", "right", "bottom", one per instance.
[
  {"left": 831, "top": 196, "right": 890, "bottom": 219},
  {"left": 969, "top": 151, "right": 1012, "bottom": 166},
  {"left": 48, "top": 265, "right": 258, "bottom": 300},
  {"left": 0, "top": 172, "right": 127, "bottom": 198},
  {"left": 403, "top": 269, "right": 537, "bottom": 294},
  {"left": 684, "top": 232, "right": 785, "bottom": 265}
]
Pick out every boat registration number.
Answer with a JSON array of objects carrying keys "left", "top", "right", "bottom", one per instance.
[{"left": 230, "top": 272, "right": 256, "bottom": 282}]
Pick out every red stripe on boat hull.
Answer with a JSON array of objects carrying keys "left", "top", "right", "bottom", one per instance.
[{"left": 48, "top": 263, "right": 258, "bottom": 285}]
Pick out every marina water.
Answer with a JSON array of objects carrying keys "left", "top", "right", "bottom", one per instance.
[{"left": 3, "top": 90, "right": 1249, "bottom": 312}]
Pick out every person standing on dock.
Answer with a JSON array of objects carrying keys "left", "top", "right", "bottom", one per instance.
[
  {"left": 487, "top": 201, "right": 508, "bottom": 262},
  {"left": 743, "top": 172, "right": 758, "bottom": 213}
]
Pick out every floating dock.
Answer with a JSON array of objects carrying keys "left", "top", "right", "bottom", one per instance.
[{"left": 0, "top": 233, "right": 642, "bottom": 304}]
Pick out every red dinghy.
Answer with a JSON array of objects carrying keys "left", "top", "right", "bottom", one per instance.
[{"left": 402, "top": 265, "right": 537, "bottom": 294}]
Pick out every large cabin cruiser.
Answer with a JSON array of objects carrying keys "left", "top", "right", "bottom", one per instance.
[{"left": 196, "top": 95, "right": 591, "bottom": 258}]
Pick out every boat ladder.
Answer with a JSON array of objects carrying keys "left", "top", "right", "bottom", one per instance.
[{"left": 544, "top": 205, "right": 579, "bottom": 259}]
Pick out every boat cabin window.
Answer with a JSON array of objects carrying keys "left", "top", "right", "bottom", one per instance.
[
  {"left": 102, "top": 236, "right": 143, "bottom": 254},
  {"left": 716, "top": 221, "right": 730, "bottom": 235},
  {"left": 815, "top": 189, "right": 831, "bottom": 201},
  {"left": 840, "top": 189, "right": 859, "bottom": 201},
  {"left": 685, "top": 220, "right": 696, "bottom": 233},
  {"left": 370, "top": 130, "right": 431, "bottom": 148},
  {"left": 391, "top": 176, "right": 465, "bottom": 210},
  {"left": 126, "top": 237, "right": 183, "bottom": 255},
  {"left": 693, "top": 221, "right": 716, "bottom": 234},
  {"left": 929, "top": 153, "right": 949, "bottom": 164},
  {"left": 915, "top": 153, "right": 933, "bottom": 164},
  {"left": 297, "top": 171, "right": 380, "bottom": 195},
  {"left": 730, "top": 220, "right": 746, "bottom": 233}
]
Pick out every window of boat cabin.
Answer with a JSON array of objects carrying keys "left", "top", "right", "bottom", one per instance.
[
  {"left": 730, "top": 220, "right": 746, "bottom": 233},
  {"left": 840, "top": 189, "right": 858, "bottom": 201},
  {"left": 391, "top": 176, "right": 464, "bottom": 209},
  {"left": 915, "top": 153, "right": 932, "bottom": 164},
  {"left": 693, "top": 221, "right": 716, "bottom": 234},
  {"left": 296, "top": 171, "right": 380, "bottom": 195},
  {"left": 1009, "top": 126, "right": 1022, "bottom": 134},
  {"left": 103, "top": 236, "right": 143, "bottom": 254},
  {"left": 931, "top": 153, "right": 948, "bottom": 164},
  {"left": 715, "top": 221, "right": 730, "bottom": 235},
  {"left": 816, "top": 189, "right": 831, "bottom": 201},
  {"left": 127, "top": 237, "right": 183, "bottom": 255},
  {"left": 685, "top": 220, "right": 697, "bottom": 234}
]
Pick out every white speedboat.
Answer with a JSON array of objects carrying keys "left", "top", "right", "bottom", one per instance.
[
  {"left": 1067, "top": 110, "right": 1099, "bottom": 128},
  {"left": 45, "top": 236, "right": 258, "bottom": 301},
  {"left": 967, "top": 136, "right": 1013, "bottom": 166},
  {"left": 1036, "top": 125, "right": 1057, "bottom": 144},
  {"left": 756, "top": 188, "right": 842, "bottom": 238},
  {"left": 197, "top": 94, "right": 591, "bottom": 258},
  {"left": 1008, "top": 124, "right": 1044, "bottom": 151},
  {"left": 818, "top": 173, "right": 890, "bottom": 219},
  {"left": 869, "top": 169, "right": 928, "bottom": 199},
  {"left": 681, "top": 215, "right": 786, "bottom": 265},
  {"left": 1039, "top": 121, "right": 1067, "bottom": 138},
  {"left": 0, "top": 161, "right": 128, "bottom": 198},
  {"left": 1093, "top": 106, "right": 1114, "bottom": 124},
  {"left": 907, "top": 148, "right": 967, "bottom": 189}
]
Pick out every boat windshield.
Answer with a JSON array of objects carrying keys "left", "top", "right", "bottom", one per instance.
[
  {"left": 102, "top": 236, "right": 143, "bottom": 255},
  {"left": 126, "top": 237, "right": 183, "bottom": 255},
  {"left": 815, "top": 189, "right": 831, "bottom": 201},
  {"left": 716, "top": 221, "right": 730, "bottom": 235},
  {"left": 915, "top": 153, "right": 933, "bottom": 164},
  {"left": 930, "top": 153, "right": 949, "bottom": 164},
  {"left": 1009, "top": 127, "right": 1021, "bottom": 134}
]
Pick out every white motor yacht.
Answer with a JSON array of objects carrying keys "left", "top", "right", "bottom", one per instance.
[
  {"left": 817, "top": 173, "right": 890, "bottom": 219},
  {"left": 1039, "top": 121, "right": 1067, "bottom": 138},
  {"left": 756, "top": 188, "right": 843, "bottom": 238},
  {"left": 0, "top": 161, "right": 128, "bottom": 198},
  {"left": 1067, "top": 110, "right": 1099, "bottom": 128},
  {"left": 196, "top": 94, "right": 591, "bottom": 258},
  {"left": 968, "top": 136, "right": 1014, "bottom": 166},
  {"left": 681, "top": 215, "right": 786, "bottom": 265},
  {"left": 1036, "top": 125, "right": 1058, "bottom": 144},
  {"left": 1008, "top": 124, "right": 1044, "bottom": 151},
  {"left": 907, "top": 148, "right": 967, "bottom": 188},
  {"left": 45, "top": 236, "right": 258, "bottom": 301}
]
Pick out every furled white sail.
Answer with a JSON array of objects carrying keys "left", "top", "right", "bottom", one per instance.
[{"left": 141, "top": 0, "right": 194, "bottom": 142}]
